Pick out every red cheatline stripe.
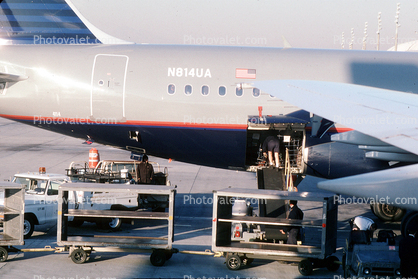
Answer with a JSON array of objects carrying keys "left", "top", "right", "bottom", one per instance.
[{"left": 0, "top": 114, "right": 247, "bottom": 130}]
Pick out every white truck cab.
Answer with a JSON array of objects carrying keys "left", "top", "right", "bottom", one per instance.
[{"left": 11, "top": 169, "right": 70, "bottom": 239}]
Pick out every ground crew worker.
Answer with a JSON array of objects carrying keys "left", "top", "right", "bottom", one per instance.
[
  {"left": 262, "top": 135, "right": 281, "bottom": 168},
  {"left": 280, "top": 200, "right": 303, "bottom": 244},
  {"left": 350, "top": 216, "right": 377, "bottom": 240},
  {"left": 136, "top": 154, "right": 154, "bottom": 184}
]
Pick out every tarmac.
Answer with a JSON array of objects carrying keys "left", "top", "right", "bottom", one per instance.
[{"left": 0, "top": 117, "right": 401, "bottom": 279}]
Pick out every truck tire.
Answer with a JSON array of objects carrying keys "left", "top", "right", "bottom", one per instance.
[
  {"left": 0, "top": 246, "right": 8, "bottom": 262},
  {"left": 98, "top": 218, "right": 122, "bottom": 231},
  {"left": 23, "top": 216, "right": 35, "bottom": 239},
  {"left": 373, "top": 203, "right": 406, "bottom": 222}
]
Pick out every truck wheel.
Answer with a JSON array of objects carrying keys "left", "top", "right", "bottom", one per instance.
[
  {"left": 326, "top": 256, "right": 340, "bottom": 272},
  {"left": 373, "top": 203, "right": 406, "bottom": 222},
  {"left": 298, "top": 259, "right": 313, "bottom": 276},
  {"left": 99, "top": 218, "right": 122, "bottom": 231},
  {"left": 226, "top": 254, "right": 242, "bottom": 270},
  {"left": 71, "top": 248, "right": 88, "bottom": 264},
  {"left": 23, "top": 216, "right": 35, "bottom": 239},
  {"left": 0, "top": 246, "right": 8, "bottom": 262},
  {"left": 150, "top": 249, "right": 166, "bottom": 266}
]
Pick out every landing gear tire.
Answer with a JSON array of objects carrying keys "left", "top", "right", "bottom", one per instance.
[
  {"left": 226, "top": 254, "right": 242, "bottom": 270},
  {"left": 150, "top": 249, "right": 166, "bottom": 266},
  {"left": 0, "top": 246, "right": 8, "bottom": 262},
  {"left": 71, "top": 248, "right": 88, "bottom": 264},
  {"left": 298, "top": 259, "right": 313, "bottom": 276},
  {"left": 401, "top": 211, "right": 418, "bottom": 237},
  {"left": 23, "top": 216, "right": 35, "bottom": 239},
  {"left": 372, "top": 202, "right": 406, "bottom": 222}
]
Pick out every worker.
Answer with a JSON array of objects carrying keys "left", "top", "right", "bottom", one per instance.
[
  {"left": 262, "top": 135, "right": 281, "bottom": 168},
  {"left": 136, "top": 154, "right": 154, "bottom": 184},
  {"left": 350, "top": 216, "right": 377, "bottom": 240},
  {"left": 280, "top": 200, "right": 304, "bottom": 244},
  {"left": 399, "top": 222, "right": 418, "bottom": 278}
]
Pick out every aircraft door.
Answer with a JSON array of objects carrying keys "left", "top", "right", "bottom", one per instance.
[{"left": 91, "top": 54, "right": 128, "bottom": 122}]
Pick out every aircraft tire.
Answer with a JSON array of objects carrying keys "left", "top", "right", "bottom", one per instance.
[
  {"left": 373, "top": 202, "right": 406, "bottom": 222},
  {"left": 401, "top": 211, "right": 418, "bottom": 237}
]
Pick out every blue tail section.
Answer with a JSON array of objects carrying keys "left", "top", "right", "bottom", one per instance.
[{"left": 0, "top": 0, "right": 100, "bottom": 44}]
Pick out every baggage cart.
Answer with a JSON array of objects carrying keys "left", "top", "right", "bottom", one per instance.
[
  {"left": 0, "top": 182, "right": 25, "bottom": 261},
  {"left": 57, "top": 183, "right": 176, "bottom": 266},
  {"left": 212, "top": 188, "right": 339, "bottom": 275}
]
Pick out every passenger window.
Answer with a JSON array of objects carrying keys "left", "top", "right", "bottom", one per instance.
[
  {"left": 201, "top": 85, "right": 209, "bottom": 96},
  {"left": 218, "top": 86, "right": 226, "bottom": 96},
  {"left": 236, "top": 87, "right": 243, "bottom": 97},
  {"left": 252, "top": 88, "right": 260, "bottom": 98},
  {"left": 185, "top": 85, "right": 192, "bottom": 95},
  {"left": 167, "top": 84, "right": 175, "bottom": 95}
]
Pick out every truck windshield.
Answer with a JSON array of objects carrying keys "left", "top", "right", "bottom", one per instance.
[{"left": 14, "top": 177, "right": 48, "bottom": 194}]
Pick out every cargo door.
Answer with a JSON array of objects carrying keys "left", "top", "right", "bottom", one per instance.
[{"left": 91, "top": 54, "right": 128, "bottom": 122}]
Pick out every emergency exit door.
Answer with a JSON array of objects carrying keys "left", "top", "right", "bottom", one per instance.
[{"left": 90, "top": 54, "right": 128, "bottom": 122}]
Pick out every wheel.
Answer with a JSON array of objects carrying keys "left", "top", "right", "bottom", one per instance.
[
  {"left": 68, "top": 218, "right": 84, "bottom": 227},
  {"left": 0, "top": 246, "right": 8, "bottom": 262},
  {"left": 98, "top": 218, "right": 122, "bottom": 231},
  {"left": 401, "top": 211, "right": 418, "bottom": 237},
  {"left": 326, "top": 256, "right": 340, "bottom": 272},
  {"left": 150, "top": 250, "right": 166, "bottom": 266},
  {"left": 373, "top": 202, "right": 406, "bottom": 222},
  {"left": 298, "top": 259, "right": 313, "bottom": 276},
  {"left": 242, "top": 257, "right": 253, "bottom": 266},
  {"left": 165, "top": 251, "right": 173, "bottom": 260},
  {"left": 226, "top": 254, "right": 242, "bottom": 270},
  {"left": 23, "top": 215, "right": 35, "bottom": 239},
  {"left": 70, "top": 248, "right": 88, "bottom": 264}
]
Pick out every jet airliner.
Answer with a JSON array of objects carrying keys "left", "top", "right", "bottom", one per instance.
[{"left": 0, "top": 0, "right": 416, "bottom": 223}]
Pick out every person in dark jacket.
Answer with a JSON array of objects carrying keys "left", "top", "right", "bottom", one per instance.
[
  {"left": 280, "top": 200, "right": 304, "bottom": 244},
  {"left": 136, "top": 154, "right": 154, "bottom": 184}
]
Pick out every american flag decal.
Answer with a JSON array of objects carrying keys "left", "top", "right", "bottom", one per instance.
[{"left": 236, "top": 68, "right": 256, "bottom": 79}]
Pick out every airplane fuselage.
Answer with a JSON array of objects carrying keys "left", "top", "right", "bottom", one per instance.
[{"left": 1, "top": 45, "right": 417, "bottom": 172}]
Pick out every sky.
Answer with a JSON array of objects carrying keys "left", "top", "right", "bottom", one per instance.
[{"left": 72, "top": 0, "right": 418, "bottom": 50}]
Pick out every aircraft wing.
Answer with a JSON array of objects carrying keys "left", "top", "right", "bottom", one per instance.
[{"left": 255, "top": 80, "right": 418, "bottom": 210}]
